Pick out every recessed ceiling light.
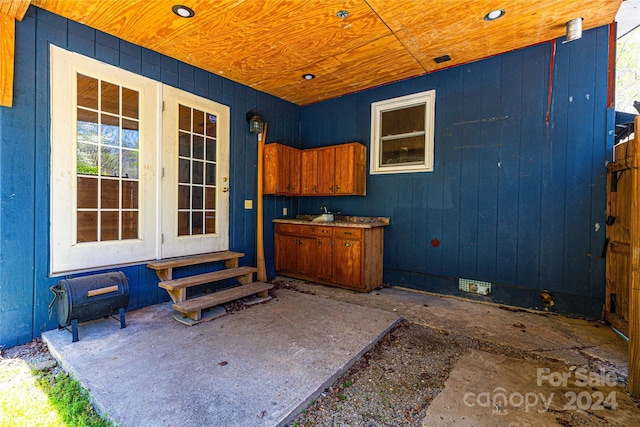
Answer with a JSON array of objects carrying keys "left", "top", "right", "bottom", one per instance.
[
  {"left": 302, "top": 74, "right": 315, "bottom": 80},
  {"left": 172, "top": 5, "right": 195, "bottom": 18},
  {"left": 336, "top": 10, "right": 349, "bottom": 19},
  {"left": 484, "top": 9, "right": 505, "bottom": 21}
]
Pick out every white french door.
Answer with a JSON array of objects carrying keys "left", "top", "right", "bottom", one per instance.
[
  {"left": 160, "top": 86, "right": 230, "bottom": 258},
  {"left": 50, "top": 45, "right": 230, "bottom": 274}
]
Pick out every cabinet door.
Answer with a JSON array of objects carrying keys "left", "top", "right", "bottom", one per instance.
[
  {"left": 285, "top": 145, "right": 301, "bottom": 194},
  {"left": 296, "top": 236, "right": 317, "bottom": 276},
  {"left": 301, "top": 149, "right": 318, "bottom": 195},
  {"left": 316, "top": 147, "right": 336, "bottom": 194},
  {"left": 334, "top": 144, "right": 355, "bottom": 195},
  {"left": 263, "top": 143, "right": 300, "bottom": 195},
  {"left": 332, "top": 237, "right": 363, "bottom": 288},
  {"left": 274, "top": 233, "right": 298, "bottom": 272},
  {"left": 316, "top": 236, "right": 333, "bottom": 281}
]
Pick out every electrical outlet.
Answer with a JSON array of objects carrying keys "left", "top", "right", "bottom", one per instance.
[
  {"left": 244, "top": 200, "right": 253, "bottom": 209},
  {"left": 283, "top": 207, "right": 288, "bottom": 216}
]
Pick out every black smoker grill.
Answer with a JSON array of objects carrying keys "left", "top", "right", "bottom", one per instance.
[{"left": 50, "top": 271, "right": 129, "bottom": 342}]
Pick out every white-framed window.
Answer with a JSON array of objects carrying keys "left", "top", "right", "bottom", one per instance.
[
  {"left": 370, "top": 90, "right": 436, "bottom": 174},
  {"left": 50, "top": 45, "right": 229, "bottom": 275}
]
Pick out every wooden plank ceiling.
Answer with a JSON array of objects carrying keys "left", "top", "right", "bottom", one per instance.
[{"left": 28, "top": 0, "right": 623, "bottom": 105}]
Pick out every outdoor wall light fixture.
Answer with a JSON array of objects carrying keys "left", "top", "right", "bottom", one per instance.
[
  {"left": 172, "top": 5, "right": 195, "bottom": 18},
  {"left": 246, "top": 110, "right": 264, "bottom": 134},
  {"left": 484, "top": 9, "right": 505, "bottom": 21},
  {"left": 564, "top": 18, "right": 583, "bottom": 43}
]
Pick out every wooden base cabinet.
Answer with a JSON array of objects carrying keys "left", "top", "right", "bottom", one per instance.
[{"left": 274, "top": 222, "right": 384, "bottom": 292}]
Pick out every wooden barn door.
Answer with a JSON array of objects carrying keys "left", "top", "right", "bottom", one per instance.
[{"left": 606, "top": 116, "right": 640, "bottom": 396}]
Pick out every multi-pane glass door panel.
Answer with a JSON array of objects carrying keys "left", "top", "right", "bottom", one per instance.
[
  {"left": 76, "top": 73, "right": 140, "bottom": 242},
  {"left": 177, "top": 104, "right": 217, "bottom": 236}
]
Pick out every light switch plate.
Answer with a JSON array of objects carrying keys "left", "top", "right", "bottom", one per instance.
[
  {"left": 244, "top": 200, "right": 253, "bottom": 209},
  {"left": 283, "top": 207, "right": 288, "bottom": 216}
]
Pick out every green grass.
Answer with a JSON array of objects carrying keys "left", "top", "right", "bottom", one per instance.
[{"left": 0, "top": 358, "right": 111, "bottom": 427}]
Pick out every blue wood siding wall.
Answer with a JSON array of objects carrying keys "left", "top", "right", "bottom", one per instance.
[
  {"left": 298, "top": 26, "right": 612, "bottom": 319},
  {"left": 0, "top": 7, "right": 299, "bottom": 347}
]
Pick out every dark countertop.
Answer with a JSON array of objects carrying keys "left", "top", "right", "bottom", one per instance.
[{"left": 273, "top": 215, "right": 390, "bottom": 229}]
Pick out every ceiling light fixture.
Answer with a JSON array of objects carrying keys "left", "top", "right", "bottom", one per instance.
[
  {"left": 484, "top": 9, "right": 505, "bottom": 21},
  {"left": 564, "top": 18, "right": 583, "bottom": 43},
  {"left": 336, "top": 10, "right": 349, "bottom": 19},
  {"left": 172, "top": 5, "right": 195, "bottom": 18},
  {"left": 302, "top": 74, "right": 315, "bottom": 80}
]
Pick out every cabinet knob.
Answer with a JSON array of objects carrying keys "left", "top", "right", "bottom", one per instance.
[{"left": 344, "top": 242, "right": 351, "bottom": 247}]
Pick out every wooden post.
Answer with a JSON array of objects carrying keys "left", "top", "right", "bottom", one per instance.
[
  {"left": 629, "top": 115, "right": 640, "bottom": 397},
  {"left": 256, "top": 123, "right": 268, "bottom": 283}
]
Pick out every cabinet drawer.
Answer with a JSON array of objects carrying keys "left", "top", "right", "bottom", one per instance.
[
  {"left": 317, "top": 226, "right": 334, "bottom": 237},
  {"left": 333, "top": 227, "right": 363, "bottom": 239},
  {"left": 276, "top": 223, "right": 318, "bottom": 236}
]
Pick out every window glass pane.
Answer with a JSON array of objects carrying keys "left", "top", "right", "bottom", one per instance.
[
  {"left": 193, "top": 161, "right": 204, "bottom": 184},
  {"left": 122, "top": 119, "right": 139, "bottom": 149},
  {"left": 192, "top": 109, "right": 205, "bottom": 135},
  {"left": 206, "top": 138, "right": 216, "bottom": 161},
  {"left": 101, "top": 146, "right": 120, "bottom": 177},
  {"left": 77, "top": 74, "right": 98, "bottom": 110},
  {"left": 205, "top": 187, "right": 216, "bottom": 210},
  {"left": 78, "top": 108, "right": 99, "bottom": 141},
  {"left": 179, "top": 132, "right": 190, "bottom": 157},
  {"left": 192, "top": 211, "right": 203, "bottom": 234},
  {"left": 121, "top": 87, "right": 139, "bottom": 119},
  {"left": 192, "top": 186, "right": 203, "bottom": 209},
  {"left": 381, "top": 104, "right": 425, "bottom": 136},
  {"left": 178, "top": 185, "right": 190, "bottom": 209},
  {"left": 205, "top": 213, "right": 216, "bottom": 234},
  {"left": 101, "top": 211, "right": 119, "bottom": 241},
  {"left": 77, "top": 177, "right": 98, "bottom": 209},
  {"left": 381, "top": 136, "right": 425, "bottom": 165},
  {"left": 101, "top": 179, "right": 119, "bottom": 209},
  {"left": 122, "top": 211, "right": 138, "bottom": 239},
  {"left": 193, "top": 135, "right": 204, "bottom": 159},
  {"left": 122, "top": 149, "right": 139, "bottom": 179},
  {"left": 77, "top": 211, "right": 97, "bottom": 242},
  {"left": 205, "top": 163, "right": 216, "bottom": 185},
  {"left": 101, "top": 114, "right": 120, "bottom": 146},
  {"left": 206, "top": 114, "right": 217, "bottom": 137},
  {"left": 178, "top": 159, "right": 190, "bottom": 183},
  {"left": 122, "top": 180, "right": 138, "bottom": 209},
  {"left": 77, "top": 142, "right": 98, "bottom": 175},
  {"left": 101, "top": 81, "right": 120, "bottom": 115},
  {"left": 179, "top": 104, "right": 191, "bottom": 131},
  {"left": 178, "top": 212, "right": 190, "bottom": 236}
]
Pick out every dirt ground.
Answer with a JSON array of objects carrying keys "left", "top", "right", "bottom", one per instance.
[{"left": 2, "top": 282, "right": 639, "bottom": 427}]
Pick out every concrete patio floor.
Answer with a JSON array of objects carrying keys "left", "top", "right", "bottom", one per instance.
[
  {"left": 42, "top": 288, "right": 401, "bottom": 427},
  {"left": 42, "top": 279, "right": 640, "bottom": 426}
]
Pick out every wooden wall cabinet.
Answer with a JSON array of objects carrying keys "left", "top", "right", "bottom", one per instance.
[
  {"left": 315, "top": 143, "right": 366, "bottom": 196},
  {"left": 300, "top": 149, "right": 319, "bottom": 195},
  {"left": 264, "top": 142, "right": 366, "bottom": 196},
  {"left": 274, "top": 222, "right": 384, "bottom": 292},
  {"left": 263, "top": 143, "right": 301, "bottom": 195}
]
